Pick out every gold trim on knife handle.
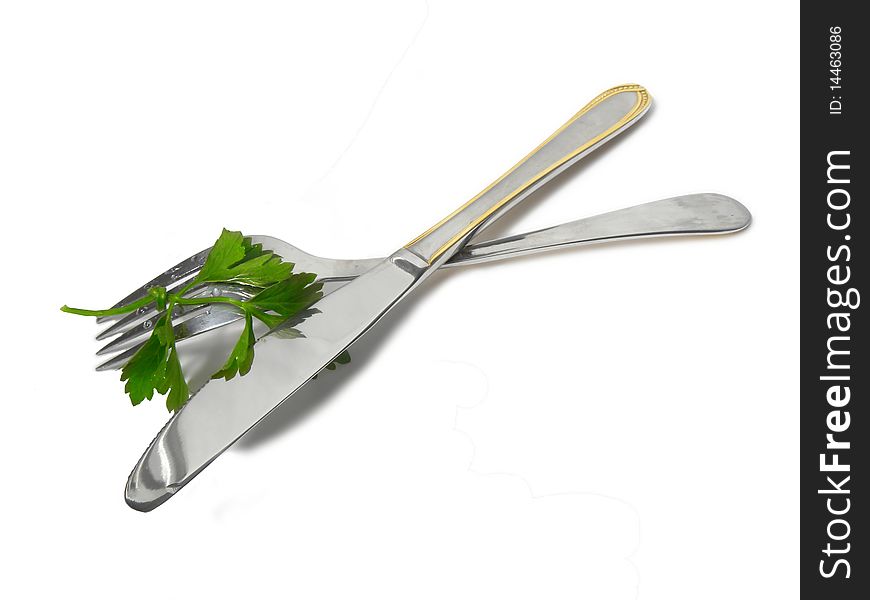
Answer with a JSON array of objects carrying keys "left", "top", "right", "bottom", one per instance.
[{"left": 405, "top": 84, "right": 651, "bottom": 264}]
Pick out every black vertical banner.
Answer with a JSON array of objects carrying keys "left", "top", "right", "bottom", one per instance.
[{"left": 801, "top": 3, "right": 867, "bottom": 598}]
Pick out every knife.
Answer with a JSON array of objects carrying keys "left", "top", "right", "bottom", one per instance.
[{"left": 126, "top": 84, "right": 652, "bottom": 511}]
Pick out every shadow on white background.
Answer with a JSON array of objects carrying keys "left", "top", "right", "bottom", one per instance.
[{"left": 216, "top": 360, "right": 639, "bottom": 599}]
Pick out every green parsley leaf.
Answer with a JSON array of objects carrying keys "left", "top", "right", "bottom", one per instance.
[
  {"left": 119, "top": 319, "right": 171, "bottom": 405},
  {"left": 64, "top": 228, "right": 349, "bottom": 412},
  {"left": 160, "top": 347, "right": 189, "bottom": 413},
  {"left": 195, "top": 228, "right": 294, "bottom": 287},
  {"left": 333, "top": 350, "right": 351, "bottom": 367},
  {"left": 212, "top": 313, "right": 256, "bottom": 381},
  {"left": 314, "top": 350, "right": 351, "bottom": 379},
  {"left": 248, "top": 273, "right": 323, "bottom": 318},
  {"left": 120, "top": 314, "right": 188, "bottom": 411}
]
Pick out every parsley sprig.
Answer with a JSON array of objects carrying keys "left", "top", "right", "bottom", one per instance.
[{"left": 62, "top": 229, "right": 335, "bottom": 412}]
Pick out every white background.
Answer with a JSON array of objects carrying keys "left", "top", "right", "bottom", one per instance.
[{"left": 0, "top": 1, "right": 799, "bottom": 598}]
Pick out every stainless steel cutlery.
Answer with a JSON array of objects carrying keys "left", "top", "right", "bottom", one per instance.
[
  {"left": 72, "top": 84, "right": 750, "bottom": 511},
  {"left": 94, "top": 192, "right": 750, "bottom": 370}
]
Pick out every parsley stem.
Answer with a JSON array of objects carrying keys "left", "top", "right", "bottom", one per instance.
[
  {"left": 175, "top": 279, "right": 200, "bottom": 298},
  {"left": 60, "top": 295, "right": 154, "bottom": 317},
  {"left": 174, "top": 295, "right": 276, "bottom": 327},
  {"left": 62, "top": 228, "right": 334, "bottom": 412}
]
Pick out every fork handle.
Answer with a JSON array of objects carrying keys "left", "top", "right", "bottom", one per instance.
[
  {"left": 404, "top": 84, "right": 652, "bottom": 265},
  {"left": 444, "top": 193, "right": 752, "bottom": 267}
]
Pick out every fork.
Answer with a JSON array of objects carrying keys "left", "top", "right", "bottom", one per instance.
[{"left": 92, "top": 192, "right": 750, "bottom": 371}]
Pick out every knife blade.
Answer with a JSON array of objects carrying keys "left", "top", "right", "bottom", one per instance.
[
  {"left": 126, "top": 84, "right": 652, "bottom": 511},
  {"left": 126, "top": 251, "right": 428, "bottom": 510}
]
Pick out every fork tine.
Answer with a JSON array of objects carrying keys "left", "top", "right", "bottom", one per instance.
[
  {"left": 95, "top": 305, "right": 246, "bottom": 371},
  {"left": 95, "top": 281, "right": 207, "bottom": 340},
  {"left": 95, "top": 345, "right": 139, "bottom": 371},
  {"left": 96, "top": 304, "right": 201, "bottom": 356},
  {"left": 96, "top": 282, "right": 256, "bottom": 349},
  {"left": 94, "top": 247, "right": 212, "bottom": 324},
  {"left": 95, "top": 284, "right": 255, "bottom": 356}
]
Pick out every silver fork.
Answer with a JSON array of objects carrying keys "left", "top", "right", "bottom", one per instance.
[{"left": 92, "top": 192, "right": 750, "bottom": 371}]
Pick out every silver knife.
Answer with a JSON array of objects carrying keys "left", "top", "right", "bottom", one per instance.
[{"left": 126, "top": 84, "right": 652, "bottom": 511}]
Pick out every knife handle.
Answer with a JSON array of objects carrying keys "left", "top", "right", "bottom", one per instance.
[{"left": 404, "top": 84, "right": 652, "bottom": 265}]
